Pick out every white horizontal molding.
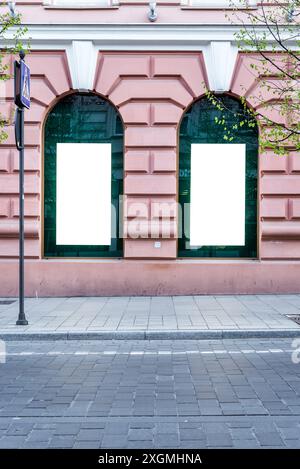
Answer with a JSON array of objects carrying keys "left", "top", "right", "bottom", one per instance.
[{"left": 10, "top": 24, "right": 299, "bottom": 50}]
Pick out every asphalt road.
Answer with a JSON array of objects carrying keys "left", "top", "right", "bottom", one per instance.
[{"left": 0, "top": 338, "right": 300, "bottom": 448}]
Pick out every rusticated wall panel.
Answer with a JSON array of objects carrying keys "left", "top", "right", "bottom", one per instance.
[
  {"left": 231, "top": 54, "right": 300, "bottom": 260},
  {"left": 259, "top": 153, "right": 300, "bottom": 259},
  {"left": 94, "top": 52, "right": 208, "bottom": 258},
  {"left": 0, "top": 51, "right": 72, "bottom": 259}
]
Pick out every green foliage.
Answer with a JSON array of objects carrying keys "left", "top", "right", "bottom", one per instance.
[
  {"left": 209, "top": 0, "right": 300, "bottom": 155},
  {"left": 205, "top": 89, "right": 258, "bottom": 144},
  {"left": 0, "top": 6, "right": 29, "bottom": 142}
]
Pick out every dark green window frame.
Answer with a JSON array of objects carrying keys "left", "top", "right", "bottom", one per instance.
[
  {"left": 178, "top": 95, "right": 258, "bottom": 258},
  {"left": 43, "top": 93, "right": 124, "bottom": 258}
]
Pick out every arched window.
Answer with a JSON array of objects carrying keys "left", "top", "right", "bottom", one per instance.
[
  {"left": 43, "top": 93, "right": 124, "bottom": 257},
  {"left": 178, "top": 95, "right": 258, "bottom": 258}
]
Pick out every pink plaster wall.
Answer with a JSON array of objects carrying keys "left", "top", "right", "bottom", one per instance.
[
  {"left": 1, "top": 48, "right": 300, "bottom": 295},
  {"left": 2, "top": 259, "right": 300, "bottom": 296},
  {"left": 0, "top": 1, "right": 277, "bottom": 25},
  {"left": 94, "top": 52, "right": 208, "bottom": 259},
  {"left": 231, "top": 54, "right": 300, "bottom": 261},
  {"left": 0, "top": 51, "right": 72, "bottom": 259}
]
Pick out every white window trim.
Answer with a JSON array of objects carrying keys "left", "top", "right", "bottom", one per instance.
[
  {"left": 43, "top": 0, "right": 119, "bottom": 8},
  {"left": 181, "top": 0, "right": 257, "bottom": 8}
]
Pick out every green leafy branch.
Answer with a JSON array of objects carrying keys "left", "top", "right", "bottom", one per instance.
[
  {"left": 209, "top": 0, "right": 300, "bottom": 155},
  {"left": 0, "top": 5, "right": 29, "bottom": 143}
]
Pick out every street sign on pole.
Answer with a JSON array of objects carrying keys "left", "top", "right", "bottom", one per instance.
[
  {"left": 14, "top": 51, "right": 30, "bottom": 326},
  {"left": 14, "top": 52, "right": 30, "bottom": 110}
]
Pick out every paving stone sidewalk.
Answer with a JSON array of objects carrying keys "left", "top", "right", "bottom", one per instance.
[{"left": 0, "top": 295, "right": 300, "bottom": 339}]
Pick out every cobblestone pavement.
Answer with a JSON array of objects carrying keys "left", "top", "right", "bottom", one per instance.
[
  {"left": 1, "top": 295, "right": 300, "bottom": 333},
  {"left": 0, "top": 339, "right": 300, "bottom": 448}
]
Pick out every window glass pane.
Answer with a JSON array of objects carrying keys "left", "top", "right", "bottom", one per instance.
[
  {"left": 190, "top": 144, "right": 245, "bottom": 246},
  {"left": 44, "top": 93, "right": 123, "bottom": 258},
  {"left": 56, "top": 143, "right": 111, "bottom": 246},
  {"left": 178, "top": 95, "right": 258, "bottom": 258}
]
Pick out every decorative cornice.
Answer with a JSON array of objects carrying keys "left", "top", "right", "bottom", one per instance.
[{"left": 7, "top": 23, "right": 299, "bottom": 49}]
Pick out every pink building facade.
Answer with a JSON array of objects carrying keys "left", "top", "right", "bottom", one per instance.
[{"left": 1, "top": 0, "right": 300, "bottom": 296}]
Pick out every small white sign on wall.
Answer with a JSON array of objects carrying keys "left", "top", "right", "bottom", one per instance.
[
  {"left": 56, "top": 143, "right": 111, "bottom": 246},
  {"left": 190, "top": 143, "right": 246, "bottom": 247}
]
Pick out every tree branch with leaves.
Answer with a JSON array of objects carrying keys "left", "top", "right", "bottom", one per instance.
[
  {"left": 207, "top": 0, "right": 300, "bottom": 155},
  {"left": 0, "top": 5, "right": 28, "bottom": 143}
]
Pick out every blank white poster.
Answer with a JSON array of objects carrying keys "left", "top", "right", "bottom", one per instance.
[
  {"left": 190, "top": 143, "right": 246, "bottom": 247},
  {"left": 56, "top": 143, "right": 111, "bottom": 246}
]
